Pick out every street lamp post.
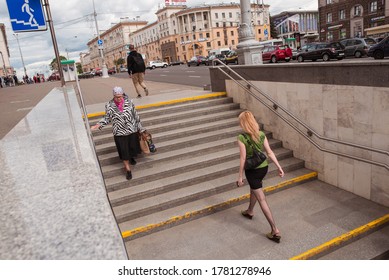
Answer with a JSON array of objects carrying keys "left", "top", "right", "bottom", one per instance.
[
  {"left": 0, "top": 51, "right": 6, "bottom": 76},
  {"left": 92, "top": 0, "right": 109, "bottom": 78},
  {"left": 13, "top": 34, "right": 27, "bottom": 78},
  {"left": 236, "top": 0, "right": 263, "bottom": 65}
]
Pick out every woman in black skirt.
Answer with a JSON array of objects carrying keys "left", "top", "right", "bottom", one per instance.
[
  {"left": 91, "top": 86, "right": 143, "bottom": 180},
  {"left": 236, "top": 111, "right": 284, "bottom": 243}
]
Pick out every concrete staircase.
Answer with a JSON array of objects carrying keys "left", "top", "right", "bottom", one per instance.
[
  {"left": 89, "top": 95, "right": 389, "bottom": 259},
  {"left": 90, "top": 96, "right": 316, "bottom": 238}
]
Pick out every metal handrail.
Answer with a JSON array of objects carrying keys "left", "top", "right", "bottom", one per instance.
[{"left": 212, "top": 59, "right": 389, "bottom": 170}]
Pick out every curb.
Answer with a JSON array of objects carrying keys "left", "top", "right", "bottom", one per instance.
[
  {"left": 86, "top": 92, "right": 227, "bottom": 119},
  {"left": 121, "top": 171, "right": 318, "bottom": 240},
  {"left": 290, "top": 213, "right": 389, "bottom": 260}
]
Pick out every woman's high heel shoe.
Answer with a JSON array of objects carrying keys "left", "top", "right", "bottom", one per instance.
[
  {"left": 266, "top": 232, "right": 281, "bottom": 243},
  {"left": 241, "top": 210, "right": 254, "bottom": 220}
]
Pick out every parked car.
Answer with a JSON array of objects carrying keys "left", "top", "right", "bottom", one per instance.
[
  {"left": 225, "top": 50, "right": 238, "bottom": 64},
  {"left": 206, "top": 54, "right": 226, "bottom": 65},
  {"left": 187, "top": 56, "right": 207, "bottom": 66},
  {"left": 91, "top": 68, "right": 102, "bottom": 76},
  {"left": 108, "top": 67, "right": 116, "bottom": 74},
  {"left": 147, "top": 60, "right": 168, "bottom": 69},
  {"left": 48, "top": 72, "right": 60, "bottom": 81},
  {"left": 262, "top": 45, "right": 292, "bottom": 63},
  {"left": 296, "top": 42, "right": 345, "bottom": 62},
  {"left": 367, "top": 36, "right": 389, "bottom": 59},
  {"left": 169, "top": 61, "right": 184, "bottom": 66},
  {"left": 119, "top": 66, "right": 127, "bottom": 72},
  {"left": 340, "top": 38, "right": 377, "bottom": 58}
]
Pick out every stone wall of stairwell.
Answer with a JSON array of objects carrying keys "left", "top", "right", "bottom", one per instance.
[{"left": 210, "top": 62, "right": 389, "bottom": 207}]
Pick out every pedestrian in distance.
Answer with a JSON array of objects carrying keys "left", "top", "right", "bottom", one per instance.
[
  {"left": 236, "top": 111, "right": 284, "bottom": 243},
  {"left": 127, "top": 44, "right": 149, "bottom": 98},
  {"left": 91, "top": 86, "right": 144, "bottom": 180}
]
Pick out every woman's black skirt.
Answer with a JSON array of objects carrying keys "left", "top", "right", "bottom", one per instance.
[
  {"left": 245, "top": 166, "right": 269, "bottom": 190},
  {"left": 114, "top": 133, "right": 141, "bottom": 160}
]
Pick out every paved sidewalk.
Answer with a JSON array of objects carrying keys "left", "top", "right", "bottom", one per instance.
[{"left": 74, "top": 76, "right": 207, "bottom": 114}]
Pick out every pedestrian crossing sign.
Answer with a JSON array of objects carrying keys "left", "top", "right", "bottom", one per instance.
[{"left": 5, "top": 0, "right": 47, "bottom": 32}]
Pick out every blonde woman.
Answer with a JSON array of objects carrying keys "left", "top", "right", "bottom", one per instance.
[{"left": 237, "top": 111, "right": 284, "bottom": 243}]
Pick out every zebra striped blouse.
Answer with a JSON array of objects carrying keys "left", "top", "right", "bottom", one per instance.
[{"left": 98, "top": 96, "right": 143, "bottom": 136}]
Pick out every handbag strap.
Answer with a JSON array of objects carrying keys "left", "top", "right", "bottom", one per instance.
[{"left": 241, "top": 133, "right": 262, "bottom": 152}]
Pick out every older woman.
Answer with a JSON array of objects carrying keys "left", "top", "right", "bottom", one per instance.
[
  {"left": 236, "top": 111, "right": 284, "bottom": 243},
  {"left": 91, "top": 86, "right": 143, "bottom": 180}
]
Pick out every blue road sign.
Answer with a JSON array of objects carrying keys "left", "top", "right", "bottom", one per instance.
[
  {"left": 264, "top": 29, "right": 268, "bottom": 36},
  {"left": 97, "top": 39, "right": 103, "bottom": 45},
  {"left": 6, "top": 0, "right": 47, "bottom": 32}
]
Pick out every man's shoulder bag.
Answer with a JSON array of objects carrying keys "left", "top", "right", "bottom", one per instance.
[{"left": 241, "top": 133, "right": 267, "bottom": 170}]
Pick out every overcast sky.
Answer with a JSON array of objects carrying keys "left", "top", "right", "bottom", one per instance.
[{"left": 0, "top": 0, "right": 317, "bottom": 78}]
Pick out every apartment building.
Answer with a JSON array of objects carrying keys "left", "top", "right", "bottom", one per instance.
[
  {"left": 319, "top": 0, "right": 389, "bottom": 41},
  {"left": 271, "top": 10, "right": 319, "bottom": 48},
  {"left": 82, "top": 2, "right": 270, "bottom": 69},
  {"left": 85, "top": 20, "right": 147, "bottom": 71}
]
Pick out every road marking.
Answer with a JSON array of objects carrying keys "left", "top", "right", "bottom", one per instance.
[
  {"left": 189, "top": 76, "right": 201, "bottom": 78},
  {"left": 160, "top": 75, "right": 167, "bottom": 76},
  {"left": 17, "top": 107, "right": 34, "bottom": 111},
  {"left": 186, "top": 71, "right": 195, "bottom": 72},
  {"left": 11, "top": 100, "right": 30, "bottom": 103}
]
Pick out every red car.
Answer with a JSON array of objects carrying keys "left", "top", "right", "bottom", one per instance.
[{"left": 262, "top": 45, "right": 292, "bottom": 63}]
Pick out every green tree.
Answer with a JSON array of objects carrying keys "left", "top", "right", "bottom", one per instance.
[
  {"left": 76, "top": 62, "right": 83, "bottom": 74},
  {"left": 49, "top": 56, "right": 67, "bottom": 71}
]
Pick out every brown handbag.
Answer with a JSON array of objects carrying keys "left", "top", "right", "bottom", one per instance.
[{"left": 139, "top": 132, "right": 150, "bottom": 154}]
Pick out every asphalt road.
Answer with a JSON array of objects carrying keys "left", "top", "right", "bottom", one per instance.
[{"left": 115, "top": 64, "right": 211, "bottom": 87}]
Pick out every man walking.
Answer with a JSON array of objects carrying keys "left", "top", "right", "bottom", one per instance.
[{"left": 127, "top": 44, "right": 149, "bottom": 98}]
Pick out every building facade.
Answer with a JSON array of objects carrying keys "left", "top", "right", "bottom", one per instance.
[
  {"left": 0, "top": 23, "right": 12, "bottom": 77},
  {"left": 82, "top": 2, "right": 270, "bottom": 69},
  {"left": 318, "top": 0, "right": 389, "bottom": 42},
  {"left": 271, "top": 10, "right": 319, "bottom": 49},
  {"left": 85, "top": 20, "right": 147, "bottom": 71}
]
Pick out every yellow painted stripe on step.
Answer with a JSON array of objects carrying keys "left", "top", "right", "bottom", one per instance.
[
  {"left": 86, "top": 92, "right": 227, "bottom": 119},
  {"left": 121, "top": 171, "right": 318, "bottom": 239},
  {"left": 290, "top": 213, "right": 389, "bottom": 260}
]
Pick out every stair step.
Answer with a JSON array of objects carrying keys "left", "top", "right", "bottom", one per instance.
[
  {"left": 89, "top": 97, "right": 234, "bottom": 127},
  {"left": 111, "top": 156, "right": 305, "bottom": 224},
  {"left": 94, "top": 109, "right": 243, "bottom": 142},
  {"left": 108, "top": 146, "right": 294, "bottom": 205},
  {"left": 118, "top": 168, "right": 317, "bottom": 240}
]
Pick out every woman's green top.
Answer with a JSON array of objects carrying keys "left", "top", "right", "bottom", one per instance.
[{"left": 238, "top": 131, "right": 268, "bottom": 169}]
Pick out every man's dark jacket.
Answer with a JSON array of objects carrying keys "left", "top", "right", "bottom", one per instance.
[{"left": 127, "top": 51, "right": 146, "bottom": 74}]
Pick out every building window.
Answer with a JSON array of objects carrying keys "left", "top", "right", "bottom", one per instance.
[
  {"left": 217, "top": 41, "right": 221, "bottom": 46},
  {"left": 193, "top": 34, "right": 196, "bottom": 40},
  {"left": 339, "top": 9, "right": 346, "bottom": 20},
  {"left": 230, "top": 22, "right": 233, "bottom": 27},
  {"left": 339, "top": 28, "right": 347, "bottom": 39},
  {"left": 231, "top": 31, "right": 234, "bottom": 36},
  {"left": 191, "top": 15, "right": 195, "bottom": 22},
  {"left": 206, "top": 32, "right": 210, "bottom": 38},
  {"left": 216, "top": 22, "right": 219, "bottom": 27},
  {"left": 354, "top": 5, "right": 362, "bottom": 16},
  {"left": 327, "top": 31, "right": 333, "bottom": 41},
  {"left": 327, "top": 13, "right": 332, "bottom": 23},
  {"left": 326, "top": 0, "right": 332, "bottom": 4},
  {"left": 370, "top": 1, "right": 377, "bottom": 13},
  {"left": 215, "top": 13, "right": 218, "bottom": 19},
  {"left": 204, "top": 23, "right": 208, "bottom": 29},
  {"left": 207, "top": 42, "right": 211, "bottom": 47},
  {"left": 229, "top": 12, "right": 232, "bottom": 18},
  {"left": 232, "top": 40, "right": 235, "bottom": 45},
  {"left": 258, "top": 29, "right": 261, "bottom": 34},
  {"left": 217, "top": 32, "right": 220, "bottom": 37},
  {"left": 203, "top": 13, "right": 207, "bottom": 20},
  {"left": 222, "top": 13, "right": 225, "bottom": 19},
  {"left": 182, "top": 46, "right": 185, "bottom": 51}
]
